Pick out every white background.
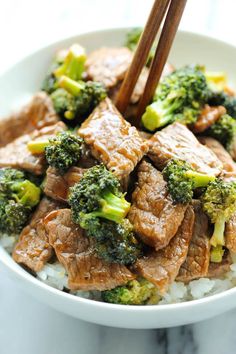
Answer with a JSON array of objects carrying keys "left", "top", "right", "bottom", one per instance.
[{"left": 1, "top": 1, "right": 236, "bottom": 353}]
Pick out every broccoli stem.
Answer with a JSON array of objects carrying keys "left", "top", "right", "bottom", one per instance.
[
  {"left": 210, "top": 215, "right": 226, "bottom": 247},
  {"left": 92, "top": 191, "right": 131, "bottom": 223},
  {"left": 210, "top": 245, "right": 225, "bottom": 263},
  {"left": 54, "top": 44, "right": 86, "bottom": 81},
  {"left": 184, "top": 171, "right": 215, "bottom": 188},
  {"left": 141, "top": 101, "right": 172, "bottom": 131},
  {"left": 58, "top": 75, "right": 85, "bottom": 96},
  {"left": 27, "top": 140, "right": 49, "bottom": 154}
]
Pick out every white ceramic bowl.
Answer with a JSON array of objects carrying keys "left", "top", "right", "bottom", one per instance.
[{"left": 1, "top": 28, "right": 236, "bottom": 329}]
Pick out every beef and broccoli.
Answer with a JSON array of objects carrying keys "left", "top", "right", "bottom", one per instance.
[{"left": 1, "top": 29, "right": 236, "bottom": 306}]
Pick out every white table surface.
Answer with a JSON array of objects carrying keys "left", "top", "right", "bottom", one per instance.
[{"left": 1, "top": 1, "right": 236, "bottom": 353}]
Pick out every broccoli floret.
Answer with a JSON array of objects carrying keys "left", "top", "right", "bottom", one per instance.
[
  {"left": 50, "top": 76, "right": 107, "bottom": 122},
  {"left": 27, "top": 132, "right": 84, "bottom": 174},
  {"left": 0, "top": 168, "right": 41, "bottom": 234},
  {"left": 0, "top": 199, "right": 31, "bottom": 234},
  {"left": 68, "top": 165, "right": 140, "bottom": 265},
  {"left": 81, "top": 217, "right": 141, "bottom": 265},
  {"left": 222, "top": 95, "right": 236, "bottom": 118},
  {"left": 125, "top": 28, "right": 155, "bottom": 67},
  {"left": 45, "top": 132, "right": 83, "bottom": 174},
  {"left": 69, "top": 164, "right": 130, "bottom": 224},
  {"left": 50, "top": 88, "right": 77, "bottom": 120},
  {"left": 41, "top": 44, "right": 86, "bottom": 94},
  {"left": 208, "top": 91, "right": 236, "bottom": 119},
  {"left": 125, "top": 27, "right": 142, "bottom": 51},
  {"left": 102, "top": 278, "right": 159, "bottom": 305},
  {"left": 203, "top": 69, "right": 236, "bottom": 118},
  {"left": 163, "top": 159, "right": 215, "bottom": 204},
  {"left": 206, "top": 114, "right": 236, "bottom": 155},
  {"left": 201, "top": 179, "right": 236, "bottom": 262},
  {"left": 142, "top": 65, "right": 211, "bottom": 131}
]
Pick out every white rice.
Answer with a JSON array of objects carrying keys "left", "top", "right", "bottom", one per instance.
[
  {"left": 1, "top": 231, "right": 236, "bottom": 304},
  {"left": 0, "top": 233, "right": 18, "bottom": 253}
]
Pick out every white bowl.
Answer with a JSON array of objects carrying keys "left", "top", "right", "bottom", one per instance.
[{"left": 1, "top": 28, "right": 236, "bottom": 329}]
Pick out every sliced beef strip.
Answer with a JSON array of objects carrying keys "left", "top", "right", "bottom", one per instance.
[
  {"left": 199, "top": 137, "right": 236, "bottom": 174},
  {"left": 148, "top": 122, "right": 222, "bottom": 176},
  {"left": 134, "top": 206, "right": 195, "bottom": 294},
  {"left": 45, "top": 209, "right": 135, "bottom": 291},
  {"left": 0, "top": 92, "right": 58, "bottom": 147},
  {"left": 207, "top": 251, "right": 232, "bottom": 278},
  {"left": 192, "top": 105, "right": 226, "bottom": 133},
  {"left": 79, "top": 98, "right": 149, "bottom": 180},
  {"left": 12, "top": 198, "right": 61, "bottom": 272},
  {"left": 85, "top": 47, "right": 133, "bottom": 89},
  {"left": 44, "top": 166, "right": 85, "bottom": 202},
  {"left": 177, "top": 201, "right": 210, "bottom": 283},
  {"left": 0, "top": 122, "right": 66, "bottom": 175},
  {"left": 128, "top": 160, "right": 187, "bottom": 250}
]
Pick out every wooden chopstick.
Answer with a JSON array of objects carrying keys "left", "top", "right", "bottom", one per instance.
[
  {"left": 137, "top": 0, "right": 187, "bottom": 119},
  {"left": 115, "top": 0, "right": 171, "bottom": 114}
]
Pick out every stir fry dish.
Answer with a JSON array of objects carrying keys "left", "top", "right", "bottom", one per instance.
[{"left": 1, "top": 29, "right": 236, "bottom": 305}]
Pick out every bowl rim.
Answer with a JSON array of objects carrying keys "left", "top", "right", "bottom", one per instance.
[{"left": 1, "top": 27, "right": 236, "bottom": 313}]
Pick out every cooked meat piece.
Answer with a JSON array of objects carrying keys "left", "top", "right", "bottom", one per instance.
[
  {"left": 207, "top": 252, "right": 232, "bottom": 278},
  {"left": 148, "top": 122, "right": 222, "bottom": 176},
  {"left": 0, "top": 92, "right": 58, "bottom": 147},
  {"left": 128, "top": 160, "right": 187, "bottom": 250},
  {"left": 44, "top": 166, "right": 85, "bottom": 202},
  {"left": 45, "top": 209, "right": 135, "bottom": 291},
  {"left": 177, "top": 201, "right": 210, "bottom": 283},
  {"left": 0, "top": 122, "right": 66, "bottom": 174},
  {"left": 85, "top": 47, "right": 133, "bottom": 89},
  {"left": 135, "top": 206, "right": 195, "bottom": 294},
  {"left": 79, "top": 98, "right": 149, "bottom": 179},
  {"left": 12, "top": 198, "right": 61, "bottom": 272},
  {"left": 192, "top": 105, "right": 226, "bottom": 133},
  {"left": 199, "top": 137, "right": 236, "bottom": 174},
  {"left": 225, "top": 213, "right": 236, "bottom": 253}
]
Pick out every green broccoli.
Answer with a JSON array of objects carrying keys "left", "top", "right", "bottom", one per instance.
[
  {"left": 81, "top": 217, "right": 141, "bottom": 265},
  {"left": 27, "top": 131, "right": 84, "bottom": 174},
  {"left": 68, "top": 164, "right": 130, "bottom": 224},
  {"left": 42, "top": 44, "right": 86, "bottom": 94},
  {"left": 208, "top": 91, "right": 236, "bottom": 119},
  {"left": 163, "top": 159, "right": 215, "bottom": 204},
  {"left": 0, "top": 200, "right": 31, "bottom": 235},
  {"left": 142, "top": 65, "right": 211, "bottom": 131},
  {"left": 125, "top": 28, "right": 155, "bottom": 67},
  {"left": 0, "top": 168, "right": 41, "bottom": 233},
  {"left": 102, "top": 278, "right": 159, "bottom": 305},
  {"left": 206, "top": 114, "right": 236, "bottom": 156},
  {"left": 50, "top": 76, "right": 107, "bottom": 122},
  {"left": 201, "top": 179, "right": 236, "bottom": 262},
  {"left": 68, "top": 165, "right": 140, "bottom": 265}
]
